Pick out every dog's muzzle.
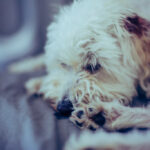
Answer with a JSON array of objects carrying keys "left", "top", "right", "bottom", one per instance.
[{"left": 57, "top": 97, "right": 74, "bottom": 116}]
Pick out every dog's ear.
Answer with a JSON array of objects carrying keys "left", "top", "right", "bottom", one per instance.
[
  {"left": 124, "top": 14, "right": 150, "bottom": 98},
  {"left": 124, "top": 14, "right": 150, "bottom": 38}
]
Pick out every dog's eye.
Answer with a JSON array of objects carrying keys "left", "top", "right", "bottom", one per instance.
[
  {"left": 84, "top": 64, "right": 101, "bottom": 74},
  {"left": 61, "top": 63, "right": 72, "bottom": 71}
]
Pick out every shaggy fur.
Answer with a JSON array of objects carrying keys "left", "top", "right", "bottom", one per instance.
[
  {"left": 65, "top": 130, "right": 150, "bottom": 150},
  {"left": 10, "top": 0, "right": 150, "bottom": 149}
]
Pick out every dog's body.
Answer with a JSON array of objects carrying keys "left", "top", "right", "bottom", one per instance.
[{"left": 10, "top": 0, "right": 150, "bottom": 149}]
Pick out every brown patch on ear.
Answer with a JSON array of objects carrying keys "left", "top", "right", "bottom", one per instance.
[
  {"left": 126, "top": 15, "right": 150, "bottom": 98},
  {"left": 124, "top": 14, "right": 150, "bottom": 37}
]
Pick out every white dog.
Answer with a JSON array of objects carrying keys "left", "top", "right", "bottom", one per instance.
[{"left": 10, "top": 0, "right": 150, "bottom": 149}]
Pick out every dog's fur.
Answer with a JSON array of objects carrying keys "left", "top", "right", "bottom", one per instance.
[
  {"left": 10, "top": 0, "right": 150, "bottom": 149},
  {"left": 65, "top": 130, "right": 150, "bottom": 150}
]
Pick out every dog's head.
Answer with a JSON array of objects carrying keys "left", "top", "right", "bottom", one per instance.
[{"left": 44, "top": 0, "right": 150, "bottom": 107}]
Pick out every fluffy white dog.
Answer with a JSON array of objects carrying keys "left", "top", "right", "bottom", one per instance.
[{"left": 10, "top": 0, "right": 150, "bottom": 149}]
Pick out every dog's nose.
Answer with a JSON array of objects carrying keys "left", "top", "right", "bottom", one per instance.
[
  {"left": 57, "top": 98, "right": 74, "bottom": 116},
  {"left": 91, "top": 112, "right": 106, "bottom": 126}
]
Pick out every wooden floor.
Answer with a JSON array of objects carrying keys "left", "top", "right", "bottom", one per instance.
[{"left": 0, "top": 66, "right": 80, "bottom": 150}]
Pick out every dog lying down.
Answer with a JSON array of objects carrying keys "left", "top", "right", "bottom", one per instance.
[{"left": 10, "top": 0, "right": 150, "bottom": 149}]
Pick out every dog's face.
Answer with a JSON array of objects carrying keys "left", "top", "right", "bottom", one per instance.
[{"left": 43, "top": 0, "right": 150, "bottom": 107}]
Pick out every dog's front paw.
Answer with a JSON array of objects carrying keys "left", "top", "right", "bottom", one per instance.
[
  {"left": 70, "top": 105, "right": 106, "bottom": 130},
  {"left": 70, "top": 108, "right": 88, "bottom": 129}
]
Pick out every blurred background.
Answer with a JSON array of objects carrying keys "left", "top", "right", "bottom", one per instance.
[
  {"left": 0, "top": 0, "right": 72, "bottom": 67},
  {"left": 0, "top": 1, "right": 81, "bottom": 150}
]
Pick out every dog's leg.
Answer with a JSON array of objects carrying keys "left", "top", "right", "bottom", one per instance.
[
  {"left": 9, "top": 54, "right": 45, "bottom": 73},
  {"left": 65, "top": 130, "right": 150, "bottom": 150},
  {"left": 70, "top": 100, "right": 150, "bottom": 130},
  {"left": 108, "top": 104, "right": 150, "bottom": 130},
  {"left": 92, "top": 101, "right": 150, "bottom": 130}
]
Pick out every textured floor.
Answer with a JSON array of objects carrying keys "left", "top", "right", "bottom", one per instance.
[{"left": 0, "top": 67, "right": 79, "bottom": 150}]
